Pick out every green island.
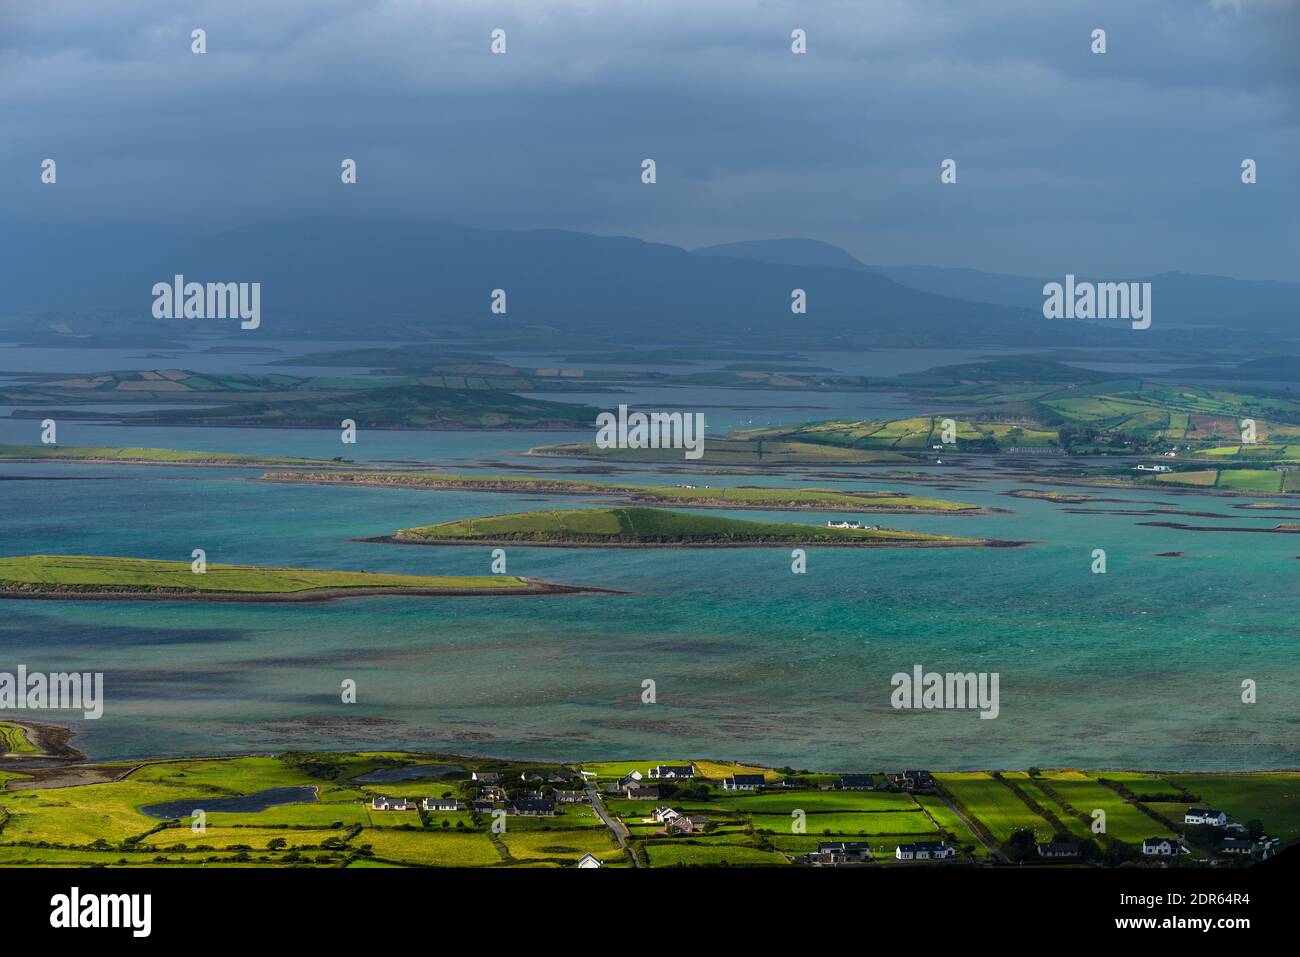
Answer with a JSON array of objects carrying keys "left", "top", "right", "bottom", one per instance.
[
  {"left": 0, "top": 444, "right": 337, "bottom": 468},
  {"left": 0, "top": 748, "right": 1291, "bottom": 868},
  {"left": 373, "top": 506, "right": 1006, "bottom": 548},
  {"left": 260, "top": 470, "right": 988, "bottom": 513},
  {"left": 732, "top": 363, "right": 1300, "bottom": 456},
  {"left": 0, "top": 556, "right": 603, "bottom": 601}
]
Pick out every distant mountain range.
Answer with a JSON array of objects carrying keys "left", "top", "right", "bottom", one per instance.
[
  {"left": 697, "top": 238, "right": 1300, "bottom": 335},
  {"left": 3, "top": 221, "right": 1294, "bottom": 350}
]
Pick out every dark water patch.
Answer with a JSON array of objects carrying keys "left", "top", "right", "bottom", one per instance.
[
  {"left": 0, "top": 612, "right": 252, "bottom": 648},
  {"left": 141, "top": 785, "right": 318, "bottom": 819}
]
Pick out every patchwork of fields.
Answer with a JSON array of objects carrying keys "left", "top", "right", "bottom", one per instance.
[{"left": 0, "top": 750, "right": 1294, "bottom": 868}]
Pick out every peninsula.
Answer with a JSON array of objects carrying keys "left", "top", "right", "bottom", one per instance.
[{"left": 0, "top": 556, "right": 606, "bottom": 601}]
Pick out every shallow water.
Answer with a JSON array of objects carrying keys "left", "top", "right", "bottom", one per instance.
[{"left": 1, "top": 344, "right": 1296, "bottom": 771}]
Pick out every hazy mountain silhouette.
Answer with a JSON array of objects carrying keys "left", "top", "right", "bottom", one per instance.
[
  {"left": 5, "top": 221, "right": 1282, "bottom": 349},
  {"left": 696, "top": 238, "right": 1300, "bottom": 334}
]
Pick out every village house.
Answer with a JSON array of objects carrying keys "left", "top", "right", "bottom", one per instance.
[
  {"left": 1141, "top": 837, "right": 1185, "bottom": 856},
  {"left": 836, "top": 774, "right": 875, "bottom": 790},
  {"left": 898, "top": 770, "right": 934, "bottom": 791},
  {"left": 506, "top": 798, "right": 557, "bottom": 817},
  {"left": 895, "top": 841, "right": 955, "bottom": 861},
  {"left": 652, "top": 806, "right": 680, "bottom": 824},
  {"left": 422, "top": 797, "right": 459, "bottom": 812},
  {"left": 1184, "top": 808, "right": 1229, "bottom": 828},
  {"left": 555, "top": 790, "right": 588, "bottom": 804},
  {"left": 576, "top": 853, "right": 604, "bottom": 868},
  {"left": 1036, "top": 842, "right": 1080, "bottom": 859},
  {"left": 669, "top": 814, "right": 709, "bottom": 834},
  {"left": 648, "top": 764, "right": 695, "bottom": 779},
  {"left": 826, "top": 519, "right": 863, "bottom": 529},
  {"left": 809, "top": 841, "right": 872, "bottom": 865},
  {"left": 721, "top": 774, "right": 766, "bottom": 792},
  {"left": 625, "top": 784, "right": 659, "bottom": 800},
  {"left": 616, "top": 770, "right": 644, "bottom": 789},
  {"left": 370, "top": 796, "right": 409, "bottom": 812},
  {"left": 471, "top": 771, "right": 499, "bottom": 784},
  {"left": 521, "top": 770, "right": 573, "bottom": 785}
]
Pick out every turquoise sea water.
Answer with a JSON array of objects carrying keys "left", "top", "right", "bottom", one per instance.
[
  {"left": 1, "top": 344, "right": 1296, "bottom": 770},
  {"left": 1, "top": 444, "right": 1296, "bottom": 770}
]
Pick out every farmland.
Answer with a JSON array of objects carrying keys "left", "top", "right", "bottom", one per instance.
[{"left": 0, "top": 751, "right": 1295, "bottom": 868}]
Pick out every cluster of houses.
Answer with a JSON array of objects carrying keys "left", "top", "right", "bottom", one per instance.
[
  {"left": 652, "top": 806, "right": 709, "bottom": 834},
  {"left": 1151, "top": 807, "right": 1280, "bottom": 860},
  {"left": 804, "top": 840, "right": 956, "bottom": 866},
  {"left": 825, "top": 520, "right": 881, "bottom": 530},
  {"left": 606, "top": 764, "right": 701, "bottom": 800},
  {"left": 369, "top": 766, "right": 592, "bottom": 818},
  {"left": 370, "top": 796, "right": 461, "bottom": 813}
]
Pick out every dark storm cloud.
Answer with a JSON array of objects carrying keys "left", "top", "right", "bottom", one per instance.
[{"left": 1, "top": 0, "right": 1296, "bottom": 278}]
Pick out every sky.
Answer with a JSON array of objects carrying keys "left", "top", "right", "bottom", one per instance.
[{"left": 2, "top": 0, "right": 1298, "bottom": 280}]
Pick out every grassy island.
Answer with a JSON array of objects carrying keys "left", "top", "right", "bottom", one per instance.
[
  {"left": 0, "top": 444, "right": 336, "bottom": 467},
  {"left": 260, "top": 470, "right": 988, "bottom": 513},
  {"left": 0, "top": 556, "right": 602, "bottom": 601},
  {"left": 377, "top": 507, "right": 1005, "bottom": 548}
]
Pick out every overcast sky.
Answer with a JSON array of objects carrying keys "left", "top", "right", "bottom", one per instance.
[{"left": 3, "top": 0, "right": 1297, "bottom": 280}]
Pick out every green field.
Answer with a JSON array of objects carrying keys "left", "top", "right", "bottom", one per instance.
[
  {"left": 644, "top": 842, "right": 788, "bottom": 867},
  {"left": 0, "top": 555, "right": 544, "bottom": 597},
  {"left": 2, "top": 754, "right": 1296, "bottom": 868},
  {"left": 395, "top": 507, "right": 979, "bottom": 546},
  {"left": 741, "top": 367, "right": 1300, "bottom": 456},
  {"left": 1033, "top": 771, "right": 1173, "bottom": 842},
  {"left": 0, "top": 723, "right": 38, "bottom": 755},
  {"left": 1166, "top": 773, "right": 1300, "bottom": 842},
  {"left": 934, "top": 772, "right": 1054, "bottom": 843}
]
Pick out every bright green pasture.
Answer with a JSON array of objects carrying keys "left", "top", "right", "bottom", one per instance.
[
  {"left": 1166, "top": 773, "right": 1300, "bottom": 842},
  {"left": 356, "top": 828, "right": 502, "bottom": 866},
  {"left": 935, "top": 772, "right": 1053, "bottom": 843}
]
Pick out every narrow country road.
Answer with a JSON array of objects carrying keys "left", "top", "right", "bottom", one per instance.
[{"left": 586, "top": 781, "right": 640, "bottom": 867}]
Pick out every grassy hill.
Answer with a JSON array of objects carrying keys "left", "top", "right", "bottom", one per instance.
[
  {"left": 744, "top": 376, "right": 1300, "bottom": 456},
  {"left": 391, "top": 507, "right": 985, "bottom": 546}
]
